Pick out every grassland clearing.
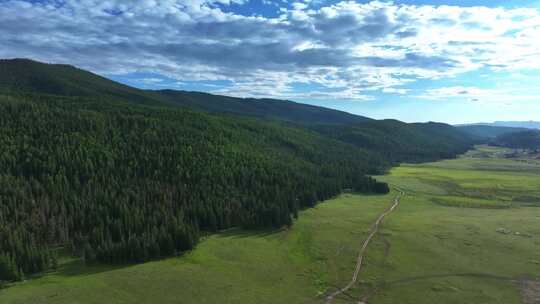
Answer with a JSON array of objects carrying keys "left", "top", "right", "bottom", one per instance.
[
  {"left": 360, "top": 146, "right": 540, "bottom": 304},
  {"left": 0, "top": 193, "right": 393, "bottom": 304},
  {"left": 2, "top": 145, "right": 540, "bottom": 304}
]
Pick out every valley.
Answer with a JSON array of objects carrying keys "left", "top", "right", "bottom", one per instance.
[
  {"left": 3, "top": 145, "right": 539, "bottom": 304},
  {"left": 0, "top": 59, "right": 473, "bottom": 282},
  {"left": 2, "top": 1, "right": 540, "bottom": 303}
]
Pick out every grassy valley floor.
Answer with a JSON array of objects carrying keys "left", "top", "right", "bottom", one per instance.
[
  {"left": 2, "top": 145, "right": 540, "bottom": 304},
  {"left": 0, "top": 194, "right": 391, "bottom": 304}
]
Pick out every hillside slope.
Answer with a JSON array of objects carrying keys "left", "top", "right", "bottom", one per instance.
[
  {"left": 0, "top": 59, "right": 370, "bottom": 124},
  {"left": 313, "top": 120, "right": 473, "bottom": 163},
  {"left": 0, "top": 58, "right": 472, "bottom": 156},
  {"left": 457, "top": 125, "right": 529, "bottom": 138},
  {"left": 0, "top": 58, "right": 474, "bottom": 281},
  {"left": 0, "top": 59, "right": 165, "bottom": 106},
  {"left": 0, "top": 92, "right": 385, "bottom": 281},
  {"left": 493, "top": 130, "right": 540, "bottom": 150},
  {"left": 155, "top": 90, "right": 371, "bottom": 124}
]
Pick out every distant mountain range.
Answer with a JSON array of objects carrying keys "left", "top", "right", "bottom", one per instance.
[
  {"left": 455, "top": 121, "right": 540, "bottom": 138},
  {"left": 456, "top": 125, "right": 529, "bottom": 139},
  {"left": 458, "top": 121, "right": 540, "bottom": 129}
]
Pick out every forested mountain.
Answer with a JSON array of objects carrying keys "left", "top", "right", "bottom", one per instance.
[
  {"left": 0, "top": 93, "right": 385, "bottom": 281},
  {"left": 493, "top": 130, "right": 540, "bottom": 150},
  {"left": 0, "top": 59, "right": 369, "bottom": 125},
  {"left": 0, "top": 59, "right": 164, "bottom": 107},
  {"left": 154, "top": 90, "right": 370, "bottom": 125},
  {"left": 0, "top": 58, "right": 474, "bottom": 282},
  {"left": 312, "top": 120, "right": 473, "bottom": 163},
  {"left": 456, "top": 125, "right": 529, "bottom": 139}
]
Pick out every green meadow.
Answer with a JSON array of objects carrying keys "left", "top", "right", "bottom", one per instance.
[
  {"left": 2, "top": 145, "right": 540, "bottom": 304},
  {"left": 363, "top": 146, "right": 540, "bottom": 304},
  {"left": 0, "top": 194, "right": 392, "bottom": 304}
]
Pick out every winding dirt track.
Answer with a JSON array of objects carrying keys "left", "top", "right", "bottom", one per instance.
[{"left": 325, "top": 190, "right": 404, "bottom": 304}]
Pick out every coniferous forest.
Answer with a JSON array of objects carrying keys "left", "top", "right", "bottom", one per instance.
[
  {"left": 492, "top": 130, "right": 540, "bottom": 150},
  {"left": 0, "top": 59, "right": 474, "bottom": 282}
]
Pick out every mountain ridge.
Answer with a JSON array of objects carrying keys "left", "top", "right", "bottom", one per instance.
[
  {"left": 0, "top": 57, "right": 476, "bottom": 281},
  {"left": 457, "top": 121, "right": 540, "bottom": 130},
  {"left": 0, "top": 58, "right": 371, "bottom": 125},
  {"left": 0, "top": 57, "right": 476, "bottom": 163},
  {"left": 456, "top": 124, "right": 530, "bottom": 139}
]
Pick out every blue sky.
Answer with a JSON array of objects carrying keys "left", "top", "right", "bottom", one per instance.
[{"left": 2, "top": 0, "right": 540, "bottom": 123}]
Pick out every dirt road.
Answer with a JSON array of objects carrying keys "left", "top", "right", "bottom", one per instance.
[{"left": 325, "top": 190, "right": 403, "bottom": 304}]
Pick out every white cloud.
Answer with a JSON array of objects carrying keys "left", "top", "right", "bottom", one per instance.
[
  {"left": 0, "top": 1, "right": 539, "bottom": 100},
  {"left": 139, "top": 78, "right": 164, "bottom": 84},
  {"left": 417, "top": 86, "right": 500, "bottom": 100},
  {"left": 383, "top": 87, "right": 410, "bottom": 95},
  {"left": 416, "top": 86, "right": 540, "bottom": 105},
  {"left": 292, "top": 2, "right": 308, "bottom": 10}
]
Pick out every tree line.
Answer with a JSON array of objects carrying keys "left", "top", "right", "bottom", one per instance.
[
  {"left": 492, "top": 130, "right": 540, "bottom": 150},
  {"left": 0, "top": 93, "right": 391, "bottom": 282}
]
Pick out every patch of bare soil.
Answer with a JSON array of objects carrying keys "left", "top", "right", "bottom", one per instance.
[{"left": 518, "top": 278, "right": 540, "bottom": 304}]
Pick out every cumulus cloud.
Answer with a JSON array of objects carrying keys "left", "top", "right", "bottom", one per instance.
[{"left": 0, "top": 0, "right": 539, "bottom": 100}]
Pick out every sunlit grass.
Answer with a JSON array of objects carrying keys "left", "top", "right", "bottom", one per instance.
[{"left": 2, "top": 146, "right": 540, "bottom": 304}]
